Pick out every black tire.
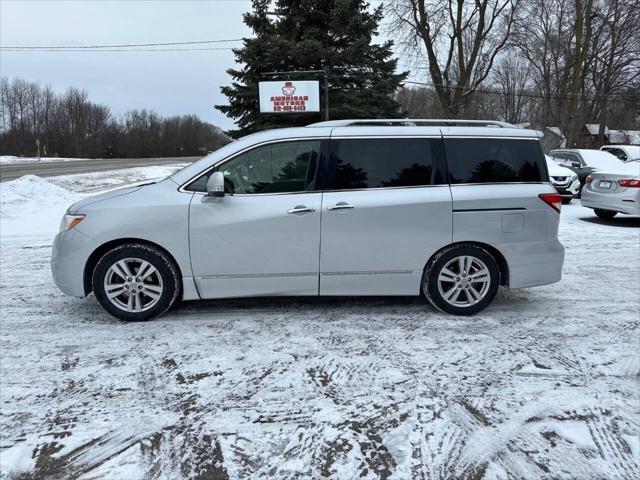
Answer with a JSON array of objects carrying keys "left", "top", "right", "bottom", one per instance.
[
  {"left": 423, "top": 244, "right": 500, "bottom": 316},
  {"left": 92, "top": 243, "right": 181, "bottom": 321},
  {"left": 561, "top": 197, "right": 572, "bottom": 205},
  {"left": 594, "top": 208, "right": 617, "bottom": 219}
]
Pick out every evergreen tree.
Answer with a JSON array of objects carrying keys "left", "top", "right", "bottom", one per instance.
[{"left": 216, "top": 0, "right": 407, "bottom": 137}]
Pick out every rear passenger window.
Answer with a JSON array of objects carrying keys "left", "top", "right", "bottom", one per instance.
[
  {"left": 445, "top": 139, "right": 544, "bottom": 184},
  {"left": 331, "top": 138, "right": 436, "bottom": 190}
]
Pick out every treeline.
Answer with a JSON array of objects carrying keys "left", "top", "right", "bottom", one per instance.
[
  {"left": 0, "top": 77, "right": 230, "bottom": 158},
  {"left": 395, "top": 80, "right": 639, "bottom": 135},
  {"left": 388, "top": 0, "right": 640, "bottom": 145}
]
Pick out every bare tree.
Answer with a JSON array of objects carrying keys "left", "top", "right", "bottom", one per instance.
[
  {"left": 389, "top": 0, "right": 519, "bottom": 116},
  {"left": 586, "top": 0, "right": 640, "bottom": 143},
  {"left": 395, "top": 84, "right": 442, "bottom": 117},
  {"left": 491, "top": 53, "right": 532, "bottom": 123},
  {"left": 563, "top": 0, "right": 595, "bottom": 146},
  {"left": 512, "top": 0, "right": 574, "bottom": 130},
  {"left": 0, "top": 77, "right": 230, "bottom": 158}
]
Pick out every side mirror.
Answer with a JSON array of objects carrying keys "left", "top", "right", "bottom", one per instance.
[
  {"left": 206, "top": 171, "right": 225, "bottom": 197},
  {"left": 571, "top": 161, "right": 581, "bottom": 168}
]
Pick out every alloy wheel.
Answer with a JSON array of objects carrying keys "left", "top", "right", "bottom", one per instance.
[
  {"left": 103, "top": 258, "right": 163, "bottom": 312},
  {"left": 437, "top": 255, "right": 491, "bottom": 308}
]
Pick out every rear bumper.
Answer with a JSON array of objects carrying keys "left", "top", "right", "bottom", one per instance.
[
  {"left": 581, "top": 189, "right": 640, "bottom": 216},
  {"left": 504, "top": 239, "right": 565, "bottom": 289}
]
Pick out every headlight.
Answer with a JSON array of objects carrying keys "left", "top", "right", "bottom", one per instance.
[
  {"left": 571, "top": 175, "right": 578, "bottom": 181},
  {"left": 59, "top": 213, "right": 86, "bottom": 232}
]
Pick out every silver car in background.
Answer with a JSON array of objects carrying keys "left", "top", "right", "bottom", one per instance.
[
  {"left": 581, "top": 159, "right": 640, "bottom": 219},
  {"left": 52, "top": 119, "right": 565, "bottom": 321}
]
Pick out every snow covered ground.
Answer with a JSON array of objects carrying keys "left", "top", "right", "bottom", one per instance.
[{"left": 0, "top": 169, "right": 639, "bottom": 479}]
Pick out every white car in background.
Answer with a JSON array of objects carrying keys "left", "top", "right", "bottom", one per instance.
[
  {"left": 546, "top": 156, "right": 580, "bottom": 204},
  {"left": 581, "top": 159, "right": 640, "bottom": 219},
  {"left": 600, "top": 145, "right": 640, "bottom": 162}
]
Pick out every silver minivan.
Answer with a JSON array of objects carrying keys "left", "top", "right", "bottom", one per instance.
[{"left": 52, "top": 119, "right": 565, "bottom": 321}]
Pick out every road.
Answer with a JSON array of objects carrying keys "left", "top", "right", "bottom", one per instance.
[{"left": 0, "top": 156, "right": 201, "bottom": 181}]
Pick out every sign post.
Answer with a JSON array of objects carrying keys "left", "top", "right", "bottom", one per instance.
[{"left": 35, "top": 138, "right": 41, "bottom": 162}]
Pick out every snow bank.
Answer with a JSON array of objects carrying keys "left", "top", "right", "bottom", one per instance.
[
  {"left": 0, "top": 175, "right": 83, "bottom": 236},
  {"left": 0, "top": 155, "right": 91, "bottom": 165},
  {"left": 50, "top": 163, "right": 187, "bottom": 193}
]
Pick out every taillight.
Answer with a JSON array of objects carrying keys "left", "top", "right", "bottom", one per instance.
[
  {"left": 585, "top": 175, "right": 594, "bottom": 184},
  {"left": 617, "top": 178, "right": 640, "bottom": 188},
  {"left": 539, "top": 193, "right": 562, "bottom": 212}
]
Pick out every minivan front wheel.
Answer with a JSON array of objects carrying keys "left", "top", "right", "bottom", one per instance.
[
  {"left": 92, "top": 244, "right": 180, "bottom": 321},
  {"left": 424, "top": 245, "right": 500, "bottom": 316}
]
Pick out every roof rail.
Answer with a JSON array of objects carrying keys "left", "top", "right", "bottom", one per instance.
[{"left": 307, "top": 119, "right": 518, "bottom": 128}]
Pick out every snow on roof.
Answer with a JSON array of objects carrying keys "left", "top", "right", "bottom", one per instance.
[
  {"left": 608, "top": 130, "right": 640, "bottom": 145},
  {"left": 584, "top": 124, "right": 609, "bottom": 135},
  {"left": 546, "top": 126, "right": 565, "bottom": 138}
]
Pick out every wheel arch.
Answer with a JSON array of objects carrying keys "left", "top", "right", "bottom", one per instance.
[
  {"left": 83, "top": 238, "right": 183, "bottom": 295},
  {"left": 422, "top": 241, "right": 509, "bottom": 292}
]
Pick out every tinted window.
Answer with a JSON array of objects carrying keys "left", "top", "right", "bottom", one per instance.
[
  {"left": 332, "top": 138, "right": 435, "bottom": 190},
  {"left": 551, "top": 151, "right": 583, "bottom": 166},
  {"left": 446, "top": 139, "right": 544, "bottom": 183},
  {"left": 603, "top": 148, "right": 627, "bottom": 160},
  {"left": 564, "top": 153, "right": 584, "bottom": 165},
  {"left": 187, "top": 140, "right": 320, "bottom": 193}
]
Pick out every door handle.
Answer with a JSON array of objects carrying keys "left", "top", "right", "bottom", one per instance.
[
  {"left": 328, "top": 202, "right": 355, "bottom": 211},
  {"left": 287, "top": 206, "right": 316, "bottom": 214}
]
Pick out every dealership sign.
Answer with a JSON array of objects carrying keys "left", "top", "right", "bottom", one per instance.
[{"left": 258, "top": 80, "right": 320, "bottom": 113}]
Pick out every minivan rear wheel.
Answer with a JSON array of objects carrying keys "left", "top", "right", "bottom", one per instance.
[
  {"left": 92, "top": 243, "right": 180, "bottom": 321},
  {"left": 423, "top": 245, "right": 500, "bottom": 316}
]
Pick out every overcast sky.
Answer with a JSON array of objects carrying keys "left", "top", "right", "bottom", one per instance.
[
  {"left": 1, "top": 0, "right": 408, "bottom": 131},
  {"left": 0, "top": 0, "right": 256, "bottom": 130}
]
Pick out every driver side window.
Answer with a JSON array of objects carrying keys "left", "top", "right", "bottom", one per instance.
[{"left": 187, "top": 140, "right": 321, "bottom": 194}]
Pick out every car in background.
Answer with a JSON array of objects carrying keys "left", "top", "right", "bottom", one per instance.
[
  {"left": 548, "top": 149, "right": 625, "bottom": 196},
  {"left": 546, "top": 156, "right": 579, "bottom": 203},
  {"left": 600, "top": 145, "right": 640, "bottom": 162},
  {"left": 581, "top": 159, "right": 640, "bottom": 219}
]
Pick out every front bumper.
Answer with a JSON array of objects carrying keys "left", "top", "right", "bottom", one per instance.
[
  {"left": 51, "top": 228, "right": 99, "bottom": 297},
  {"left": 581, "top": 189, "right": 640, "bottom": 216},
  {"left": 551, "top": 178, "right": 580, "bottom": 199}
]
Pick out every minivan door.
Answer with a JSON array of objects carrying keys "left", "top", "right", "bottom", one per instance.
[
  {"left": 319, "top": 133, "right": 452, "bottom": 295},
  {"left": 188, "top": 139, "right": 325, "bottom": 298}
]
